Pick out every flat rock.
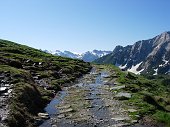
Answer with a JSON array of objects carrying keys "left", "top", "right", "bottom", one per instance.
[
  {"left": 127, "top": 109, "right": 137, "bottom": 112},
  {"left": 59, "top": 108, "right": 74, "bottom": 113},
  {"left": 131, "top": 120, "right": 138, "bottom": 123},
  {"left": 38, "top": 113, "right": 49, "bottom": 119},
  {"left": 57, "top": 114, "right": 65, "bottom": 119},
  {"left": 111, "top": 116, "right": 130, "bottom": 121},
  {"left": 85, "top": 98, "right": 94, "bottom": 100},
  {"left": 57, "top": 105, "right": 71, "bottom": 109},
  {"left": 86, "top": 105, "right": 94, "bottom": 109},
  {"left": 111, "top": 123, "right": 129, "bottom": 127},
  {"left": 110, "top": 85, "right": 125, "bottom": 90},
  {"left": 52, "top": 125, "right": 57, "bottom": 127},
  {"left": 115, "top": 92, "right": 131, "bottom": 99}
]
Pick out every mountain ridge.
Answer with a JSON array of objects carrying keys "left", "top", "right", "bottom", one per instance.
[
  {"left": 95, "top": 31, "right": 170, "bottom": 75},
  {"left": 44, "top": 49, "right": 112, "bottom": 62}
]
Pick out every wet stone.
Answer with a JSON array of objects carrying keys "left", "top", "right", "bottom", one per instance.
[
  {"left": 59, "top": 108, "right": 74, "bottom": 114},
  {"left": 52, "top": 125, "right": 57, "bottom": 127},
  {"left": 38, "top": 113, "right": 49, "bottom": 119},
  {"left": 57, "top": 114, "right": 65, "bottom": 119},
  {"left": 111, "top": 116, "right": 130, "bottom": 121},
  {"left": 57, "top": 105, "right": 71, "bottom": 109},
  {"left": 115, "top": 92, "right": 132, "bottom": 100}
]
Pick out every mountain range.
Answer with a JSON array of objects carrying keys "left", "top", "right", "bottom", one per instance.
[
  {"left": 1, "top": 33, "right": 170, "bottom": 127},
  {"left": 95, "top": 31, "right": 170, "bottom": 75},
  {"left": 44, "top": 50, "right": 112, "bottom": 62}
]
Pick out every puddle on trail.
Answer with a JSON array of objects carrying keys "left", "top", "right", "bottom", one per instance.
[
  {"left": 39, "top": 90, "right": 67, "bottom": 127},
  {"left": 45, "top": 91, "right": 67, "bottom": 116}
]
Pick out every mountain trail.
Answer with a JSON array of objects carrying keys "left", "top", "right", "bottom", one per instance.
[{"left": 39, "top": 66, "right": 138, "bottom": 127}]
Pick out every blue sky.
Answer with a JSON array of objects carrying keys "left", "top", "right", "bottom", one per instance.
[{"left": 0, "top": 0, "right": 170, "bottom": 53}]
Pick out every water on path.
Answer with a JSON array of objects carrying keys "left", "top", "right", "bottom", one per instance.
[{"left": 39, "top": 68, "right": 132, "bottom": 127}]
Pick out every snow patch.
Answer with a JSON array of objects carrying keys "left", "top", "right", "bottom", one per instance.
[
  {"left": 119, "top": 64, "right": 127, "bottom": 69},
  {"left": 127, "top": 62, "right": 143, "bottom": 74},
  {"left": 91, "top": 51, "right": 98, "bottom": 56},
  {"left": 102, "top": 52, "right": 109, "bottom": 56},
  {"left": 159, "top": 64, "right": 163, "bottom": 67},
  {"left": 162, "top": 57, "right": 168, "bottom": 65},
  {"left": 153, "top": 68, "right": 158, "bottom": 75},
  {"left": 159, "top": 55, "right": 169, "bottom": 67},
  {"left": 138, "top": 68, "right": 145, "bottom": 74}
]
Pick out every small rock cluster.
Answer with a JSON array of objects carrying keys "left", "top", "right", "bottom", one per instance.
[{"left": 0, "top": 72, "right": 13, "bottom": 126}]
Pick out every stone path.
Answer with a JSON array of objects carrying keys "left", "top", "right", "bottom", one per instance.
[
  {"left": 39, "top": 67, "right": 137, "bottom": 127},
  {"left": 0, "top": 72, "right": 13, "bottom": 127}
]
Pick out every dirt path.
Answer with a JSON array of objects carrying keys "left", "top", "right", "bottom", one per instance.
[{"left": 39, "top": 67, "right": 135, "bottom": 127}]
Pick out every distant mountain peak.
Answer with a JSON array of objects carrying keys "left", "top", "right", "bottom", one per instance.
[
  {"left": 161, "top": 31, "right": 170, "bottom": 35},
  {"left": 153, "top": 31, "right": 170, "bottom": 44},
  {"left": 43, "top": 49, "right": 112, "bottom": 62}
]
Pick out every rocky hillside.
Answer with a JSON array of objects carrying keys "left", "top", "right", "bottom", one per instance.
[
  {"left": 44, "top": 50, "right": 112, "bottom": 62},
  {"left": 95, "top": 32, "right": 170, "bottom": 75},
  {"left": 0, "top": 39, "right": 91, "bottom": 127}
]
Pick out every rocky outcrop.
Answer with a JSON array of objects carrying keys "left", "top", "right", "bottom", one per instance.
[{"left": 0, "top": 72, "right": 12, "bottom": 127}]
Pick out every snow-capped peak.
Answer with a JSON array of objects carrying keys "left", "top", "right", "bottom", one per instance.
[{"left": 43, "top": 49, "right": 112, "bottom": 62}]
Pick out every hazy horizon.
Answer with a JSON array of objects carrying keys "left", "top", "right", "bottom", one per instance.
[{"left": 0, "top": 0, "right": 170, "bottom": 53}]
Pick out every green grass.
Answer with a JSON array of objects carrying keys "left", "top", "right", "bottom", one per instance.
[
  {"left": 104, "top": 64, "right": 170, "bottom": 126},
  {"left": 153, "top": 111, "right": 170, "bottom": 126},
  {"left": 0, "top": 65, "right": 26, "bottom": 74},
  {"left": 0, "top": 39, "right": 92, "bottom": 127}
]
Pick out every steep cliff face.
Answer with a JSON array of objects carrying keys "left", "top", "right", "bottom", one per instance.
[
  {"left": 140, "top": 32, "right": 170, "bottom": 74},
  {"left": 95, "top": 32, "right": 170, "bottom": 75}
]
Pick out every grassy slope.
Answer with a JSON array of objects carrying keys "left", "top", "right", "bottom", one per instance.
[
  {"left": 116, "top": 66, "right": 170, "bottom": 126},
  {"left": 97, "top": 64, "right": 170, "bottom": 126},
  {"left": 0, "top": 39, "right": 91, "bottom": 127}
]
